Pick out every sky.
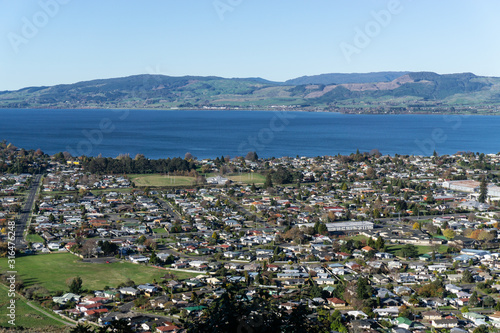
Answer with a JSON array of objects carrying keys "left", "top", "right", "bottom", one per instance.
[{"left": 1, "top": 0, "right": 500, "bottom": 91}]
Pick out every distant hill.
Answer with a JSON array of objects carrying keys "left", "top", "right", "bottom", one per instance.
[
  {"left": 1, "top": 72, "right": 499, "bottom": 112},
  {"left": 285, "top": 71, "right": 410, "bottom": 85}
]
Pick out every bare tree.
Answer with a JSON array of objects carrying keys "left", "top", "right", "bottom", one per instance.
[{"left": 81, "top": 239, "right": 97, "bottom": 258}]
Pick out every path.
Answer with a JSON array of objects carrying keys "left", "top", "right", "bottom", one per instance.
[{"left": 25, "top": 301, "right": 76, "bottom": 327}]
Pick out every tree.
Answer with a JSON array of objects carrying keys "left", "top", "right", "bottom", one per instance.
[
  {"left": 469, "top": 291, "right": 480, "bottom": 307},
  {"left": 107, "top": 319, "right": 134, "bottom": 333},
  {"left": 245, "top": 151, "right": 258, "bottom": 161},
  {"left": 69, "top": 324, "right": 92, "bottom": 333},
  {"left": 399, "top": 244, "right": 418, "bottom": 259},
  {"left": 149, "top": 252, "right": 160, "bottom": 265},
  {"left": 412, "top": 222, "right": 420, "bottom": 230},
  {"left": 483, "top": 295, "right": 496, "bottom": 308},
  {"left": 479, "top": 175, "right": 488, "bottom": 203},
  {"left": 264, "top": 174, "right": 273, "bottom": 188},
  {"left": 375, "top": 236, "right": 385, "bottom": 251},
  {"left": 80, "top": 239, "right": 97, "bottom": 258},
  {"left": 356, "top": 277, "right": 373, "bottom": 299},
  {"left": 473, "top": 325, "right": 489, "bottom": 333},
  {"left": 442, "top": 228, "right": 456, "bottom": 240},
  {"left": 144, "top": 238, "right": 158, "bottom": 251},
  {"left": 68, "top": 276, "right": 83, "bottom": 294},
  {"left": 462, "top": 269, "right": 474, "bottom": 283}
]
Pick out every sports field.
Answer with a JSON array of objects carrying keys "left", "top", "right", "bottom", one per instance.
[
  {"left": 0, "top": 253, "right": 199, "bottom": 293},
  {"left": 128, "top": 174, "right": 195, "bottom": 187},
  {"left": 128, "top": 172, "right": 265, "bottom": 187}
]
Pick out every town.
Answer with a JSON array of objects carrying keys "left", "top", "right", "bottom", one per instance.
[{"left": 2, "top": 142, "right": 500, "bottom": 333}]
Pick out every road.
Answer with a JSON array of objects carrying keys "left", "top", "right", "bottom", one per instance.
[
  {"left": 379, "top": 211, "right": 500, "bottom": 225},
  {"left": 14, "top": 174, "right": 42, "bottom": 249},
  {"left": 156, "top": 197, "right": 182, "bottom": 220}
]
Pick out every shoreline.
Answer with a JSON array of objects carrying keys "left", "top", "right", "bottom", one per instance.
[{"left": 1, "top": 106, "right": 500, "bottom": 116}]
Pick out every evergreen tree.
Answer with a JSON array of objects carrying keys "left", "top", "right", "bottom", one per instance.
[
  {"left": 479, "top": 176, "right": 488, "bottom": 203},
  {"left": 68, "top": 276, "right": 83, "bottom": 294},
  {"left": 264, "top": 174, "right": 273, "bottom": 188},
  {"left": 375, "top": 236, "right": 385, "bottom": 251},
  {"left": 462, "top": 269, "right": 474, "bottom": 283},
  {"left": 469, "top": 291, "right": 480, "bottom": 307}
]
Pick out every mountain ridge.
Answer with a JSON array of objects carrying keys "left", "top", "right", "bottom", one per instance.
[{"left": 1, "top": 71, "right": 499, "bottom": 113}]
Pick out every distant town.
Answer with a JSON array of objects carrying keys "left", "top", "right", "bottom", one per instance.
[{"left": 2, "top": 141, "right": 500, "bottom": 333}]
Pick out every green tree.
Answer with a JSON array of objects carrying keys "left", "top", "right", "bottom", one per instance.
[
  {"left": 469, "top": 291, "right": 480, "bottom": 307},
  {"left": 356, "top": 277, "right": 373, "bottom": 299},
  {"left": 483, "top": 295, "right": 496, "bottom": 308},
  {"left": 462, "top": 269, "right": 474, "bottom": 283},
  {"left": 479, "top": 176, "right": 488, "bottom": 203},
  {"left": 375, "top": 236, "right": 385, "bottom": 251},
  {"left": 399, "top": 244, "right": 419, "bottom": 259},
  {"left": 473, "top": 325, "right": 489, "bottom": 333},
  {"left": 68, "top": 276, "right": 83, "bottom": 294},
  {"left": 264, "top": 174, "right": 273, "bottom": 188},
  {"left": 69, "top": 324, "right": 92, "bottom": 333},
  {"left": 443, "top": 228, "right": 456, "bottom": 240}
]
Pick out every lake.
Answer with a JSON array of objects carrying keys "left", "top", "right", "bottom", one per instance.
[{"left": 0, "top": 109, "right": 498, "bottom": 159}]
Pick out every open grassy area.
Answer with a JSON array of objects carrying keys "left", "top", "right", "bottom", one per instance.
[
  {"left": 225, "top": 173, "right": 266, "bottom": 184},
  {"left": 385, "top": 244, "right": 449, "bottom": 256},
  {"left": 153, "top": 227, "right": 168, "bottom": 234},
  {"left": 202, "top": 172, "right": 266, "bottom": 184},
  {"left": 26, "top": 233, "right": 44, "bottom": 244},
  {"left": 128, "top": 174, "right": 195, "bottom": 187},
  {"left": 0, "top": 284, "right": 68, "bottom": 329},
  {"left": 129, "top": 172, "right": 266, "bottom": 187},
  {"left": 0, "top": 253, "right": 200, "bottom": 293},
  {"left": 350, "top": 235, "right": 369, "bottom": 242}
]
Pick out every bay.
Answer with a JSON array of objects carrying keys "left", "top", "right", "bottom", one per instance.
[{"left": 0, "top": 109, "right": 499, "bottom": 159}]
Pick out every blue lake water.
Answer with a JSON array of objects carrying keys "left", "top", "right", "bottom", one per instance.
[{"left": 0, "top": 109, "right": 498, "bottom": 159}]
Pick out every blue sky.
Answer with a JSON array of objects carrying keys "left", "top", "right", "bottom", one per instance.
[{"left": 1, "top": 0, "right": 499, "bottom": 91}]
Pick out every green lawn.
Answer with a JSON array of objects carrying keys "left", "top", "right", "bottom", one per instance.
[
  {"left": 385, "top": 244, "right": 449, "bottom": 256},
  {"left": 26, "top": 233, "right": 44, "bottom": 243},
  {"left": 225, "top": 173, "right": 266, "bottom": 184},
  {"left": 128, "top": 172, "right": 266, "bottom": 186},
  {"left": 0, "top": 284, "right": 68, "bottom": 329},
  {"left": 0, "top": 253, "right": 200, "bottom": 293},
  {"left": 350, "top": 235, "right": 369, "bottom": 242},
  {"left": 128, "top": 174, "right": 195, "bottom": 187},
  {"left": 153, "top": 227, "right": 168, "bottom": 234}
]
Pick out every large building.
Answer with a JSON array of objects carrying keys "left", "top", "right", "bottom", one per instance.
[
  {"left": 326, "top": 221, "right": 374, "bottom": 232},
  {"left": 442, "top": 180, "right": 479, "bottom": 193}
]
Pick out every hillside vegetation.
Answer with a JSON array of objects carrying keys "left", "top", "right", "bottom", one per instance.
[{"left": 1, "top": 72, "right": 500, "bottom": 113}]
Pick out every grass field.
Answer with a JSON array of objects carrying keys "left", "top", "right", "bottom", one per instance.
[
  {"left": 153, "top": 227, "right": 168, "bottom": 234},
  {"left": 129, "top": 172, "right": 266, "bottom": 187},
  {"left": 0, "top": 284, "right": 68, "bottom": 329},
  {"left": 26, "top": 233, "right": 44, "bottom": 243},
  {"left": 203, "top": 172, "right": 266, "bottom": 184},
  {"left": 385, "top": 244, "right": 449, "bottom": 256},
  {"left": 0, "top": 253, "right": 200, "bottom": 293},
  {"left": 225, "top": 173, "right": 266, "bottom": 184},
  {"left": 128, "top": 174, "right": 195, "bottom": 187}
]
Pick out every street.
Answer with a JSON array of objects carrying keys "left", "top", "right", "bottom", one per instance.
[{"left": 14, "top": 174, "right": 42, "bottom": 250}]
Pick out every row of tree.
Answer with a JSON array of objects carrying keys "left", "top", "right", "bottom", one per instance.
[{"left": 81, "top": 155, "right": 195, "bottom": 174}]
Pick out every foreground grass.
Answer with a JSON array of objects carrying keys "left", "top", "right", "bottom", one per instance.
[
  {"left": 0, "top": 284, "right": 68, "bottom": 329},
  {"left": 0, "top": 253, "right": 200, "bottom": 293}
]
